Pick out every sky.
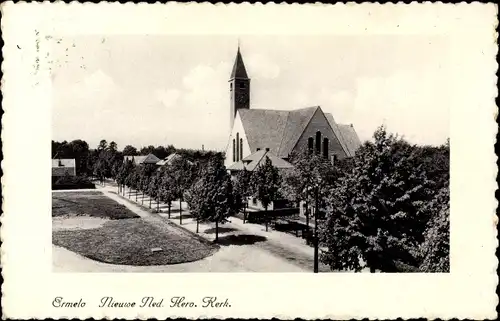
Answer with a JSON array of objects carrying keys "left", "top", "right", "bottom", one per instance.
[{"left": 51, "top": 34, "right": 451, "bottom": 151}]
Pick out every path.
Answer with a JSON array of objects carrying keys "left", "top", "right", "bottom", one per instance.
[
  {"left": 53, "top": 186, "right": 307, "bottom": 272},
  {"left": 100, "top": 184, "right": 332, "bottom": 272}
]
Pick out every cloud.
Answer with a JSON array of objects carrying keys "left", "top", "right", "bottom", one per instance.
[
  {"left": 155, "top": 89, "right": 180, "bottom": 108},
  {"left": 245, "top": 54, "right": 280, "bottom": 80}
]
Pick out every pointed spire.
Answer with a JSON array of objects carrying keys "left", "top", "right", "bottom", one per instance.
[{"left": 230, "top": 43, "right": 249, "bottom": 79}]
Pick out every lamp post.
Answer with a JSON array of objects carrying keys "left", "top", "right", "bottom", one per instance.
[{"left": 314, "top": 185, "right": 319, "bottom": 273}]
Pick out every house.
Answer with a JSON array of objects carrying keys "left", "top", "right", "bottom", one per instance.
[
  {"left": 52, "top": 158, "right": 76, "bottom": 182},
  {"left": 124, "top": 153, "right": 160, "bottom": 166}
]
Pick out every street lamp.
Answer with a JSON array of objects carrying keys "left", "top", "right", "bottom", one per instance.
[{"left": 314, "top": 185, "right": 319, "bottom": 273}]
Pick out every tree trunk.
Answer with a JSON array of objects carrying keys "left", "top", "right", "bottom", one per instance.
[
  {"left": 129, "top": 186, "right": 131, "bottom": 198},
  {"left": 265, "top": 206, "right": 268, "bottom": 232},
  {"left": 215, "top": 220, "right": 219, "bottom": 242},
  {"left": 157, "top": 197, "right": 160, "bottom": 212},
  {"left": 149, "top": 194, "right": 152, "bottom": 208},
  {"left": 168, "top": 202, "right": 171, "bottom": 219},
  {"left": 135, "top": 189, "right": 138, "bottom": 202},
  {"left": 179, "top": 197, "right": 182, "bottom": 225},
  {"left": 196, "top": 219, "right": 199, "bottom": 233},
  {"left": 305, "top": 200, "right": 309, "bottom": 234},
  {"left": 243, "top": 202, "right": 246, "bottom": 224},
  {"left": 370, "top": 266, "right": 376, "bottom": 273},
  {"left": 142, "top": 190, "right": 144, "bottom": 204}
]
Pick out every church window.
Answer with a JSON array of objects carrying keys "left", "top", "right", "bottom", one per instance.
[
  {"left": 230, "top": 83, "right": 233, "bottom": 91},
  {"left": 232, "top": 139, "right": 235, "bottom": 162},
  {"left": 308, "top": 137, "right": 314, "bottom": 154},
  {"left": 236, "top": 133, "right": 240, "bottom": 162},
  {"left": 323, "top": 138, "right": 329, "bottom": 158},
  {"left": 239, "top": 82, "right": 245, "bottom": 89},
  {"left": 315, "top": 131, "right": 321, "bottom": 155},
  {"left": 240, "top": 138, "right": 243, "bottom": 160}
]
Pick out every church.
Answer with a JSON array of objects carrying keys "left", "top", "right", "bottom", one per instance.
[{"left": 224, "top": 46, "right": 362, "bottom": 171}]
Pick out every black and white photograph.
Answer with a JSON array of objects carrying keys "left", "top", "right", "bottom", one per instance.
[
  {"left": 2, "top": 3, "right": 497, "bottom": 320},
  {"left": 51, "top": 33, "right": 450, "bottom": 273}
]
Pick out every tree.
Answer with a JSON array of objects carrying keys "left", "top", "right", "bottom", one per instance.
[
  {"left": 170, "top": 157, "right": 197, "bottom": 225},
  {"left": 148, "top": 171, "right": 162, "bottom": 210},
  {"left": 123, "top": 145, "right": 138, "bottom": 156},
  {"left": 97, "top": 139, "right": 108, "bottom": 152},
  {"left": 282, "top": 149, "right": 336, "bottom": 234},
  {"left": 321, "top": 126, "right": 436, "bottom": 272},
  {"left": 187, "top": 158, "right": 238, "bottom": 241},
  {"left": 117, "top": 159, "right": 134, "bottom": 195},
  {"left": 250, "top": 156, "right": 282, "bottom": 232},
  {"left": 159, "top": 167, "right": 176, "bottom": 218},
  {"left": 233, "top": 168, "right": 253, "bottom": 223},
  {"left": 417, "top": 181, "right": 450, "bottom": 272}
]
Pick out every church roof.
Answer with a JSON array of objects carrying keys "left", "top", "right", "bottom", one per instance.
[
  {"left": 238, "top": 106, "right": 362, "bottom": 159},
  {"left": 338, "top": 124, "right": 362, "bottom": 156},
  {"left": 230, "top": 47, "right": 249, "bottom": 79},
  {"left": 238, "top": 106, "right": 318, "bottom": 158}
]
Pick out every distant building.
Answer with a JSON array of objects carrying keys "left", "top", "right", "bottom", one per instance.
[
  {"left": 156, "top": 153, "right": 194, "bottom": 168},
  {"left": 52, "top": 158, "right": 76, "bottom": 177},
  {"left": 124, "top": 153, "right": 160, "bottom": 166},
  {"left": 224, "top": 45, "right": 362, "bottom": 170}
]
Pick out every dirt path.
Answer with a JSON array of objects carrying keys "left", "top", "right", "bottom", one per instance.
[
  {"left": 103, "top": 185, "right": 332, "bottom": 272},
  {"left": 53, "top": 187, "right": 307, "bottom": 272}
]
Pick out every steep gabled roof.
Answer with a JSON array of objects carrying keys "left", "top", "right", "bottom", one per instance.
[
  {"left": 324, "top": 113, "right": 351, "bottom": 156},
  {"left": 230, "top": 47, "right": 249, "bottom": 79},
  {"left": 124, "top": 154, "right": 160, "bottom": 165},
  {"left": 277, "top": 106, "right": 319, "bottom": 158},
  {"left": 338, "top": 124, "right": 362, "bottom": 156},
  {"left": 239, "top": 109, "right": 289, "bottom": 155}
]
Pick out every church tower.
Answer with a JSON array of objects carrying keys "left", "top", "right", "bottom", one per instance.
[{"left": 229, "top": 45, "right": 251, "bottom": 130}]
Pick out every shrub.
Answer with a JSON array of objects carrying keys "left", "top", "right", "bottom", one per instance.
[{"left": 52, "top": 174, "right": 95, "bottom": 190}]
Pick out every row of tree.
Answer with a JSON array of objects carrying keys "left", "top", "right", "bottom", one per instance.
[
  {"left": 52, "top": 139, "right": 223, "bottom": 183},
  {"left": 53, "top": 126, "right": 449, "bottom": 273}
]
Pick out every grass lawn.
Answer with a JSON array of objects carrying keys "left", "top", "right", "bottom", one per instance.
[
  {"left": 52, "top": 191, "right": 139, "bottom": 219},
  {"left": 53, "top": 218, "right": 218, "bottom": 266}
]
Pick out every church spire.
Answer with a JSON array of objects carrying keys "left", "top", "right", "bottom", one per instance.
[
  {"left": 230, "top": 44, "right": 249, "bottom": 79},
  {"left": 229, "top": 43, "right": 251, "bottom": 130}
]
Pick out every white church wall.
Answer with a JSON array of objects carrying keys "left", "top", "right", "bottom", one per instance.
[{"left": 224, "top": 112, "right": 252, "bottom": 168}]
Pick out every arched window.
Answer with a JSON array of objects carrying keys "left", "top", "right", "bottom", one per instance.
[
  {"left": 236, "top": 133, "right": 240, "bottom": 162},
  {"left": 232, "top": 139, "right": 236, "bottom": 162},
  {"left": 315, "top": 131, "right": 321, "bottom": 155},
  {"left": 323, "top": 138, "right": 329, "bottom": 158},
  {"left": 308, "top": 137, "right": 314, "bottom": 155},
  {"left": 240, "top": 138, "right": 243, "bottom": 160}
]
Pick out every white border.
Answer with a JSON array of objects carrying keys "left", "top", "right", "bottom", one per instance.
[{"left": 1, "top": 2, "right": 498, "bottom": 319}]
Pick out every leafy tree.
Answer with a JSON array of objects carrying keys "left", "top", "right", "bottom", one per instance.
[
  {"left": 321, "top": 126, "right": 436, "bottom": 272},
  {"left": 250, "top": 156, "right": 282, "bottom": 231},
  {"left": 282, "top": 149, "right": 336, "bottom": 233},
  {"left": 159, "top": 167, "right": 176, "bottom": 218},
  {"left": 233, "top": 168, "right": 253, "bottom": 223},
  {"left": 123, "top": 145, "right": 138, "bottom": 156},
  {"left": 140, "top": 145, "right": 156, "bottom": 155},
  {"left": 117, "top": 159, "right": 134, "bottom": 195},
  {"left": 417, "top": 181, "right": 450, "bottom": 272},
  {"left": 187, "top": 158, "right": 238, "bottom": 241},
  {"left": 97, "top": 139, "right": 108, "bottom": 152},
  {"left": 149, "top": 171, "right": 162, "bottom": 211},
  {"left": 170, "top": 157, "right": 197, "bottom": 225}
]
